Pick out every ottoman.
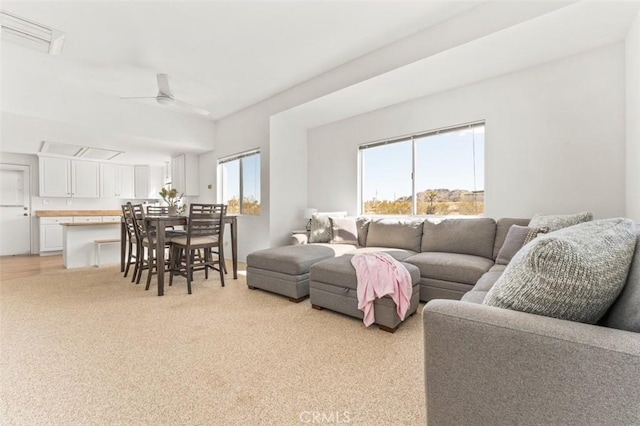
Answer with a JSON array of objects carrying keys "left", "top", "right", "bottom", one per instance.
[
  {"left": 309, "top": 255, "right": 421, "bottom": 332},
  {"left": 246, "top": 244, "right": 353, "bottom": 302}
]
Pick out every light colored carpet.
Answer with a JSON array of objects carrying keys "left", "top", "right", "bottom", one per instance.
[{"left": 0, "top": 265, "right": 426, "bottom": 425}]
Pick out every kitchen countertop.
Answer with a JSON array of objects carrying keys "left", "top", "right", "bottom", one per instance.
[
  {"left": 35, "top": 210, "right": 122, "bottom": 217},
  {"left": 61, "top": 222, "right": 120, "bottom": 227}
]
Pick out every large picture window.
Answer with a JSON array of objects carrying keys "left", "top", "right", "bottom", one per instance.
[
  {"left": 360, "top": 122, "right": 484, "bottom": 216},
  {"left": 218, "top": 149, "right": 261, "bottom": 215}
]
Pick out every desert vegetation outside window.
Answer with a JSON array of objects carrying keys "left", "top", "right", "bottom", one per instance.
[
  {"left": 360, "top": 122, "right": 484, "bottom": 216},
  {"left": 218, "top": 149, "right": 261, "bottom": 215}
]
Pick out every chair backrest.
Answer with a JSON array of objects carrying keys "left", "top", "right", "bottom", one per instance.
[
  {"left": 186, "top": 204, "right": 226, "bottom": 244},
  {"left": 121, "top": 204, "right": 137, "bottom": 240},
  {"left": 147, "top": 205, "right": 169, "bottom": 215},
  {"left": 128, "top": 203, "right": 147, "bottom": 242}
]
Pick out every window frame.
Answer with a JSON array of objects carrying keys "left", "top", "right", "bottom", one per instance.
[
  {"left": 358, "top": 121, "right": 485, "bottom": 216},
  {"left": 218, "top": 148, "right": 261, "bottom": 215}
]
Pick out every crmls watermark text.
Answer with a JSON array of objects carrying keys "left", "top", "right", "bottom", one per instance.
[{"left": 299, "top": 411, "right": 351, "bottom": 424}]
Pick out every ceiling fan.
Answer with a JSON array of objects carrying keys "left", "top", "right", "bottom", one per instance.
[{"left": 120, "top": 73, "right": 209, "bottom": 116}]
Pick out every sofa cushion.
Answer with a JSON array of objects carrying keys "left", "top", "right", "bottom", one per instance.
[
  {"left": 493, "top": 218, "right": 531, "bottom": 259},
  {"left": 484, "top": 218, "right": 637, "bottom": 324},
  {"left": 356, "top": 217, "right": 371, "bottom": 247},
  {"left": 309, "top": 211, "right": 347, "bottom": 243},
  {"left": 330, "top": 217, "right": 358, "bottom": 245},
  {"left": 460, "top": 290, "right": 488, "bottom": 304},
  {"left": 495, "top": 225, "right": 549, "bottom": 265},
  {"left": 473, "top": 270, "right": 503, "bottom": 292},
  {"left": 528, "top": 211, "right": 593, "bottom": 232},
  {"left": 421, "top": 218, "right": 496, "bottom": 259},
  {"left": 405, "top": 252, "right": 495, "bottom": 285},
  {"left": 365, "top": 218, "right": 424, "bottom": 252},
  {"left": 601, "top": 231, "right": 640, "bottom": 332}
]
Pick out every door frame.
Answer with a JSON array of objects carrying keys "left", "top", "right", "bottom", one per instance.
[{"left": 0, "top": 163, "right": 32, "bottom": 255}]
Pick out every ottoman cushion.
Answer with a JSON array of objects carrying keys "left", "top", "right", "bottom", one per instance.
[
  {"left": 247, "top": 244, "right": 356, "bottom": 275},
  {"left": 309, "top": 255, "right": 421, "bottom": 331},
  {"left": 310, "top": 254, "right": 420, "bottom": 290}
]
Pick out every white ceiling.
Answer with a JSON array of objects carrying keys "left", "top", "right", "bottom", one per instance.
[
  {"left": 1, "top": 0, "right": 477, "bottom": 120},
  {"left": 1, "top": 1, "right": 639, "bottom": 164}
]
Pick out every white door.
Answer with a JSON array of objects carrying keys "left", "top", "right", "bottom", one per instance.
[{"left": 0, "top": 164, "right": 31, "bottom": 256}]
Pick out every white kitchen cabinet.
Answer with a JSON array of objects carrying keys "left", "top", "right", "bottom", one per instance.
[
  {"left": 101, "top": 216, "right": 121, "bottom": 223},
  {"left": 171, "top": 153, "right": 199, "bottom": 196},
  {"left": 39, "top": 157, "right": 99, "bottom": 198},
  {"left": 119, "top": 165, "right": 135, "bottom": 198},
  {"left": 39, "top": 217, "right": 72, "bottom": 253},
  {"left": 71, "top": 161, "right": 100, "bottom": 198},
  {"left": 39, "top": 157, "right": 71, "bottom": 197},
  {"left": 100, "top": 164, "right": 135, "bottom": 198},
  {"left": 72, "top": 216, "right": 98, "bottom": 223},
  {"left": 134, "top": 165, "right": 150, "bottom": 198}
]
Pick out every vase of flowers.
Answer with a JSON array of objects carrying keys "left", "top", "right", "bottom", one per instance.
[{"left": 159, "top": 187, "right": 183, "bottom": 216}]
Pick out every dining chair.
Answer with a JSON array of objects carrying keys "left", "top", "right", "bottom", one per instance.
[
  {"left": 169, "top": 203, "right": 227, "bottom": 294},
  {"left": 146, "top": 205, "right": 169, "bottom": 215},
  {"left": 128, "top": 203, "right": 149, "bottom": 284},
  {"left": 121, "top": 204, "right": 138, "bottom": 278}
]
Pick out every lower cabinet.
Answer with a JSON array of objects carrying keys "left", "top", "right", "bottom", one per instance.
[{"left": 39, "top": 217, "right": 72, "bottom": 253}]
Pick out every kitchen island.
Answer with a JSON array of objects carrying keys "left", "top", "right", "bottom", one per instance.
[{"left": 62, "top": 222, "right": 120, "bottom": 268}]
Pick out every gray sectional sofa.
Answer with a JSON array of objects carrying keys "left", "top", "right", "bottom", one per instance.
[
  {"left": 247, "top": 216, "right": 528, "bottom": 303},
  {"left": 246, "top": 216, "right": 530, "bottom": 331},
  {"left": 423, "top": 221, "right": 640, "bottom": 425}
]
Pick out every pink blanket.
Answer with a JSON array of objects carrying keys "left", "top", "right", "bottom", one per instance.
[{"left": 350, "top": 252, "right": 413, "bottom": 327}]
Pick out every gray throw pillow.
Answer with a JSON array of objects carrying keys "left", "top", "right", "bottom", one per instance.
[
  {"left": 309, "top": 211, "right": 347, "bottom": 243},
  {"left": 528, "top": 211, "right": 593, "bottom": 232},
  {"left": 483, "top": 218, "right": 637, "bottom": 324},
  {"left": 330, "top": 217, "right": 358, "bottom": 245},
  {"left": 495, "top": 225, "right": 549, "bottom": 265}
]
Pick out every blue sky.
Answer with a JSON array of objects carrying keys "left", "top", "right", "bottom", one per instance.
[{"left": 362, "top": 126, "right": 484, "bottom": 201}]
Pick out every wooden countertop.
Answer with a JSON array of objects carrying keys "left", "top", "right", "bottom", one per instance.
[
  {"left": 61, "top": 222, "right": 120, "bottom": 227},
  {"left": 36, "top": 210, "right": 122, "bottom": 217}
]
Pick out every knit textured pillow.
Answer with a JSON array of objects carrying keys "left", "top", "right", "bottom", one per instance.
[
  {"left": 483, "top": 218, "right": 637, "bottom": 324},
  {"left": 528, "top": 211, "right": 593, "bottom": 232}
]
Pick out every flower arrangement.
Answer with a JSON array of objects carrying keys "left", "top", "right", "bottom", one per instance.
[{"left": 159, "top": 187, "right": 183, "bottom": 206}]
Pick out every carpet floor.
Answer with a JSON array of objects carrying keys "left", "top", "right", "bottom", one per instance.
[{"left": 0, "top": 264, "right": 426, "bottom": 425}]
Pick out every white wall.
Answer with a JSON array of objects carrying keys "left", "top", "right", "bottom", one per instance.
[
  {"left": 627, "top": 12, "right": 640, "bottom": 222},
  {"left": 207, "top": 3, "right": 573, "bottom": 260},
  {"left": 0, "top": 152, "right": 165, "bottom": 253},
  {"left": 308, "top": 44, "right": 626, "bottom": 220}
]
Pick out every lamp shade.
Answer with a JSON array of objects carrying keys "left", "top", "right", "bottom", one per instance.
[{"left": 303, "top": 208, "right": 318, "bottom": 219}]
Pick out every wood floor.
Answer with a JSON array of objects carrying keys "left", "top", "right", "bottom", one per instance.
[{"left": 0, "top": 254, "right": 65, "bottom": 281}]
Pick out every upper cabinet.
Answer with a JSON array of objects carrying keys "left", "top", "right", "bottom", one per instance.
[
  {"left": 39, "top": 155, "right": 165, "bottom": 199},
  {"left": 39, "top": 157, "right": 71, "bottom": 197},
  {"left": 171, "top": 154, "right": 199, "bottom": 196},
  {"left": 100, "top": 164, "right": 134, "bottom": 198},
  {"left": 134, "top": 165, "right": 150, "bottom": 198},
  {"left": 39, "top": 157, "right": 99, "bottom": 198}
]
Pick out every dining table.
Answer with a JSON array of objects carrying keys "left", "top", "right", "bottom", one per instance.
[{"left": 121, "top": 214, "right": 238, "bottom": 296}]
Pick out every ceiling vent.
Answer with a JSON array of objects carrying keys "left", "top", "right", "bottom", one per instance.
[
  {"left": 40, "top": 141, "right": 123, "bottom": 161},
  {"left": 0, "top": 10, "right": 65, "bottom": 55}
]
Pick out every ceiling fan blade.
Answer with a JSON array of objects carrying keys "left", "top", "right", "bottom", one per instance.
[
  {"left": 157, "top": 74, "right": 172, "bottom": 96},
  {"left": 120, "top": 96, "right": 157, "bottom": 99},
  {"left": 173, "top": 98, "right": 210, "bottom": 116}
]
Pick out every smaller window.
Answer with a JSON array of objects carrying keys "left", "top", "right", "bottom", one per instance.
[{"left": 218, "top": 149, "right": 261, "bottom": 215}]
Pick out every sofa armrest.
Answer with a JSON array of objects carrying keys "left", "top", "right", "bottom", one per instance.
[
  {"left": 290, "top": 233, "right": 308, "bottom": 245},
  {"left": 423, "top": 300, "right": 640, "bottom": 426}
]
